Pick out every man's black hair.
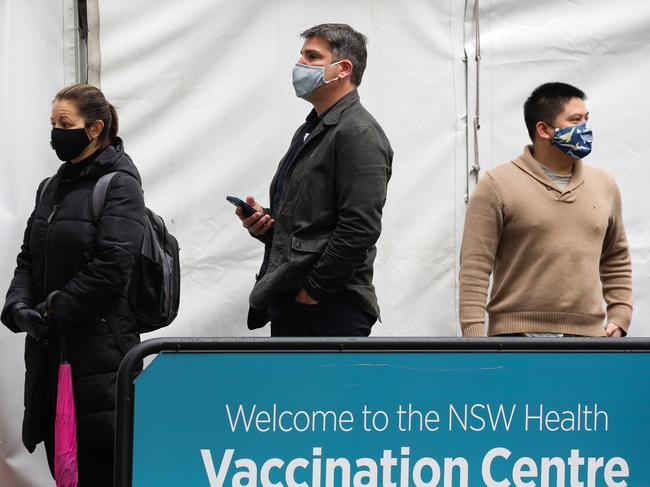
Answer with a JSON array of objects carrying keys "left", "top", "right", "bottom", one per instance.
[
  {"left": 300, "top": 23, "right": 368, "bottom": 86},
  {"left": 523, "top": 82, "right": 587, "bottom": 141}
]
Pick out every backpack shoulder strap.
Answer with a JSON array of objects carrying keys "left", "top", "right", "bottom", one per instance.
[
  {"left": 91, "top": 172, "right": 119, "bottom": 223},
  {"left": 37, "top": 177, "right": 54, "bottom": 206}
]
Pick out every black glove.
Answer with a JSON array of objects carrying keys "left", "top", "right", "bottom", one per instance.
[{"left": 12, "top": 303, "right": 50, "bottom": 340}]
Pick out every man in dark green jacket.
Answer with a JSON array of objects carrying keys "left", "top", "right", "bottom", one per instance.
[{"left": 235, "top": 23, "right": 393, "bottom": 336}]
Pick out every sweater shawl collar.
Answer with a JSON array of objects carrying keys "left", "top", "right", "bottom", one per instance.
[{"left": 511, "top": 145, "right": 585, "bottom": 202}]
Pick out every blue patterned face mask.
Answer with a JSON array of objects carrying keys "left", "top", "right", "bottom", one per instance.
[
  {"left": 548, "top": 122, "right": 593, "bottom": 159},
  {"left": 292, "top": 61, "right": 342, "bottom": 100}
]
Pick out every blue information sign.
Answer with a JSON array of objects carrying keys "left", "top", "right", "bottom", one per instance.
[{"left": 132, "top": 352, "right": 649, "bottom": 486}]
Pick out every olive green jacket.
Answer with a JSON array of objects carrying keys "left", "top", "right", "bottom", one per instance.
[{"left": 248, "top": 90, "right": 393, "bottom": 329}]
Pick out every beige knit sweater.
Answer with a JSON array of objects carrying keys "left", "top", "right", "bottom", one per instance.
[{"left": 459, "top": 146, "right": 632, "bottom": 337}]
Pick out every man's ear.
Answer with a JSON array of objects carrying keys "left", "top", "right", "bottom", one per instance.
[
  {"left": 536, "top": 121, "right": 553, "bottom": 141},
  {"left": 338, "top": 59, "right": 354, "bottom": 81}
]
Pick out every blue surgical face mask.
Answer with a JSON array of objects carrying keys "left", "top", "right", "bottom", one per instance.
[
  {"left": 548, "top": 122, "right": 593, "bottom": 159},
  {"left": 292, "top": 61, "right": 342, "bottom": 100}
]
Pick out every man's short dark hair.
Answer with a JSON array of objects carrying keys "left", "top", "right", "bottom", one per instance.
[
  {"left": 300, "top": 23, "right": 368, "bottom": 86},
  {"left": 523, "top": 82, "right": 587, "bottom": 141}
]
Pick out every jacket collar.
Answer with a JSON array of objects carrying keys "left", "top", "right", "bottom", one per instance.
[
  {"left": 299, "top": 90, "right": 360, "bottom": 146},
  {"left": 270, "top": 90, "right": 361, "bottom": 200},
  {"left": 321, "top": 89, "right": 360, "bottom": 126},
  {"left": 55, "top": 138, "right": 140, "bottom": 184},
  {"left": 512, "top": 145, "right": 585, "bottom": 197}
]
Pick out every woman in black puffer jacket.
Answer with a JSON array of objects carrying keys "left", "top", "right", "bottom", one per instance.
[{"left": 1, "top": 84, "right": 145, "bottom": 486}]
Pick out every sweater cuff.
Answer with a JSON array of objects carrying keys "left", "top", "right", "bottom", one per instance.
[
  {"left": 607, "top": 305, "right": 633, "bottom": 333},
  {"left": 462, "top": 323, "right": 485, "bottom": 337}
]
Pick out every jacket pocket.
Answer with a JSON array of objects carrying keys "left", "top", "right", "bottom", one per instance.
[
  {"left": 290, "top": 235, "right": 329, "bottom": 262},
  {"left": 251, "top": 235, "right": 330, "bottom": 310}
]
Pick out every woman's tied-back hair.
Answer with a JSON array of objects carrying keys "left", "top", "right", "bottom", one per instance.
[{"left": 54, "top": 84, "right": 119, "bottom": 148}]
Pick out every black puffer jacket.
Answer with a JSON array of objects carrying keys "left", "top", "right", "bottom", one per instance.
[{"left": 1, "top": 139, "right": 145, "bottom": 453}]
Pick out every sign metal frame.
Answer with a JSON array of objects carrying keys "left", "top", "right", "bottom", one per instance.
[{"left": 114, "top": 337, "right": 650, "bottom": 487}]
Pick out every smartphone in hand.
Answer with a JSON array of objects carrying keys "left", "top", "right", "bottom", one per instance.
[{"left": 226, "top": 196, "right": 257, "bottom": 217}]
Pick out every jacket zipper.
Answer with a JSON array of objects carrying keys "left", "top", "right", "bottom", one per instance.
[{"left": 43, "top": 205, "right": 59, "bottom": 294}]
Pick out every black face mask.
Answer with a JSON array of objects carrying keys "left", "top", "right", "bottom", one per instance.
[{"left": 50, "top": 127, "right": 91, "bottom": 161}]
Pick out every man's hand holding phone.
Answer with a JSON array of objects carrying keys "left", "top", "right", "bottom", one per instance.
[{"left": 230, "top": 195, "right": 275, "bottom": 237}]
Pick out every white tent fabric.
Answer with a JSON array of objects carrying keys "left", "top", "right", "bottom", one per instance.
[
  {"left": 0, "top": 2, "right": 68, "bottom": 485},
  {"left": 97, "top": 0, "right": 468, "bottom": 338},
  {"left": 1, "top": 0, "right": 649, "bottom": 484}
]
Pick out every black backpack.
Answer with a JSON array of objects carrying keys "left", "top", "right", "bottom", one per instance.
[{"left": 91, "top": 172, "right": 180, "bottom": 333}]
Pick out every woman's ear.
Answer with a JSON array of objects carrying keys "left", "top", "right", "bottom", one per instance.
[{"left": 88, "top": 119, "right": 105, "bottom": 140}]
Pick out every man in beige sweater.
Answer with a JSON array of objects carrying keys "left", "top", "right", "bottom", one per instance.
[{"left": 459, "top": 82, "right": 632, "bottom": 337}]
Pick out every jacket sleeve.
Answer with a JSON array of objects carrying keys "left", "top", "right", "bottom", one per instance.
[
  {"left": 50, "top": 173, "right": 146, "bottom": 328},
  {"left": 600, "top": 178, "right": 633, "bottom": 332},
  {"left": 302, "top": 124, "right": 392, "bottom": 302},
  {"left": 459, "top": 174, "right": 503, "bottom": 337},
  {"left": 1, "top": 179, "right": 49, "bottom": 333}
]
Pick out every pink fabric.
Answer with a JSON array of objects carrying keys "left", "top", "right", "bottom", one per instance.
[{"left": 54, "top": 363, "right": 78, "bottom": 487}]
